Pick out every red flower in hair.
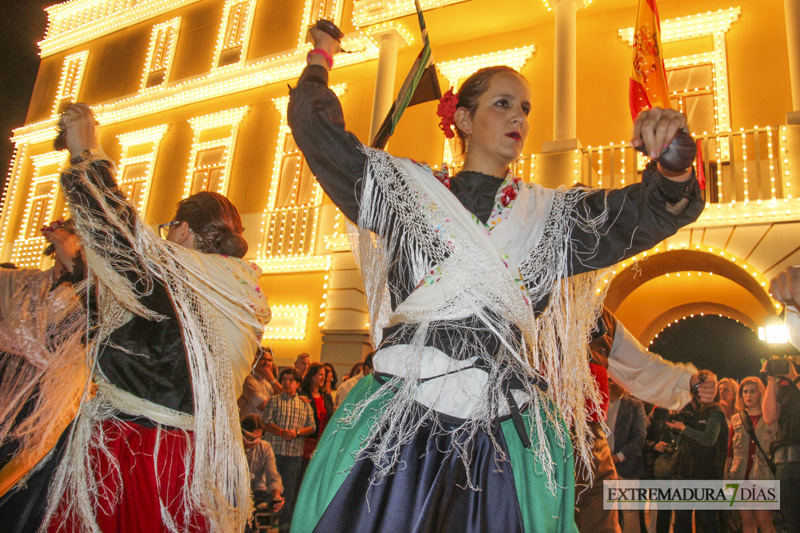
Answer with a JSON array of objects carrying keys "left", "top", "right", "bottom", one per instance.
[
  {"left": 436, "top": 88, "right": 459, "bottom": 139},
  {"left": 40, "top": 218, "right": 66, "bottom": 237}
]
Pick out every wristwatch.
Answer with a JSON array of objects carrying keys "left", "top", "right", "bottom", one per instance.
[{"left": 70, "top": 149, "right": 96, "bottom": 165}]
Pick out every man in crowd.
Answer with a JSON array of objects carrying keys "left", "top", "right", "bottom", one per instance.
[
  {"left": 763, "top": 265, "right": 800, "bottom": 532},
  {"left": 241, "top": 415, "right": 284, "bottom": 513},
  {"left": 575, "top": 307, "right": 718, "bottom": 533},
  {"left": 263, "top": 368, "right": 315, "bottom": 533},
  {"left": 238, "top": 347, "right": 282, "bottom": 419},
  {"left": 606, "top": 379, "right": 647, "bottom": 532},
  {"left": 294, "top": 353, "right": 311, "bottom": 379},
  {"left": 334, "top": 352, "right": 373, "bottom": 410}
]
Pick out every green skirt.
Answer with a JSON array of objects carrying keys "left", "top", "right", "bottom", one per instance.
[{"left": 292, "top": 375, "right": 578, "bottom": 533}]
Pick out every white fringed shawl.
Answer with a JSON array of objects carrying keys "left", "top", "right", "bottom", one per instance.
[
  {"left": 0, "top": 269, "right": 87, "bottom": 496},
  {"left": 343, "top": 148, "right": 610, "bottom": 490},
  {"left": 42, "top": 158, "right": 270, "bottom": 533}
]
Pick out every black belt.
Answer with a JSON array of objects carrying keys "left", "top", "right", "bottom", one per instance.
[{"left": 372, "top": 366, "right": 546, "bottom": 448}]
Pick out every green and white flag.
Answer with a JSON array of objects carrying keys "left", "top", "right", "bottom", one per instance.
[{"left": 370, "top": 0, "right": 441, "bottom": 149}]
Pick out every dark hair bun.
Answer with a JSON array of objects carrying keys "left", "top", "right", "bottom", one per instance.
[
  {"left": 174, "top": 191, "right": 248, "bottom": 257},
  {"left": 216, "top": 232, "right": 248, "bottom": 258}
]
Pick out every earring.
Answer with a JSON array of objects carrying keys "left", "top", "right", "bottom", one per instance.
[{"left": 465, "top": 134, "right": 470, "bottom": 154}]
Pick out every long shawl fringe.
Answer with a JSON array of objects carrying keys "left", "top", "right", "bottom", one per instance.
[
  {"left": 342, "top": 148, "right": 612, "bottom": 491},
  {"left": 42, "top": 160, "right": 260, "bottom": 533},
  {"left": 0, "top": 270, "right": 88, "bottom": 491}
]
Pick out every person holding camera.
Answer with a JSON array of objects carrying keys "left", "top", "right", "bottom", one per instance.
[
  {"left": 575, "top": 308, "right": 717, "bottom": 533},
  {"left": 765, "top": 265, "right": 800, "bottom": 532},
  {"left": 666, "top": 378, "right": 728, "bottom": 533},
  {"left": 761, "top": 357, "right": 800, "bottom": 532}
]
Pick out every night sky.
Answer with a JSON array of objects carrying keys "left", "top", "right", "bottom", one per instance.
[{"left": 0, "top": 1, "right": 52, "bottom": 193}]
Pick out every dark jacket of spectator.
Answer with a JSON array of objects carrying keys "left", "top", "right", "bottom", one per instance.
[
  {"left": 610, "top": 393, "right": 647, "bottom": 479},
  {"left": 676, "top": 401, "right": 728, "bottom": 480}
]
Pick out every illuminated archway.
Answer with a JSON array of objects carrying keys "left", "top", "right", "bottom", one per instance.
[{"left": 603, "top": 247, "right": 780, "bottom": 344}]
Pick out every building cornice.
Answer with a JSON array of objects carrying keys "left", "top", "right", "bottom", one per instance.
[
  {"left": 40, "top": 0, "right": 203, "bottom": 58},
  {"left": 15, "top": 32, "right": 381, "bottom": 144}
]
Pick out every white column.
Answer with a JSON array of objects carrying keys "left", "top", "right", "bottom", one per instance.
[
  {"left": 785, "top": 0, "right": 800, "bottom": 120},
  {"left": 553, "top": 0, "right": 579, "bottom": 141},
  {"left": 368, "top": 31, "right": 401, "bottom": 145}
]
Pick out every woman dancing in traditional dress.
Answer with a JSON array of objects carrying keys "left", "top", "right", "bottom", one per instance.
[
  {"left": 288, "top": 28, "right": 703, "bottom": 533},
  {"left": 0, "top": 220, "right": 88, "bottom": 531},
  {"left": 0, "top": 103, "right": 271, "bottom": 532}
]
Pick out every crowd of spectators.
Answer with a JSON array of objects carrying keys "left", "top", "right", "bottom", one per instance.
[
  {"left": 236, "top": 350, "right": 374, "bottom": 532},
  {"left": 605, "top": 369, "right": 790, "bottom": 533},
  {"left": 236, "top": 345, "right": 798, "bottom": 533}
]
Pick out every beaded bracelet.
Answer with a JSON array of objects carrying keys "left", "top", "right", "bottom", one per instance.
[{"left": 307, "top": 48, "right": 333, "bottom": 70}]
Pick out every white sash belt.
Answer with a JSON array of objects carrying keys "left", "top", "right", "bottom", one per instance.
[
  {"left": 95, "top": 380, "right": 195, "bottom": 430},
  {"left": 374, "top": 344, "right": 531, "bottom": 420}
]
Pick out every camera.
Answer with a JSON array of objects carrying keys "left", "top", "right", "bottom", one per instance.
[
  {"left": 667, "top": 410, "right": 696, "bottom": 427},
  {"left": 54, "top": 121, "right": 67, "bottom": 151},
  {"left": 763, "top": 356, "right": 800, "bottom": 377}
]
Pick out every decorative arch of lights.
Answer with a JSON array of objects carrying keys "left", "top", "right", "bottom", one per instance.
[
  {"left": 647, "top": 304, "right": 758, "bottom": 348},
  {"left": 600, "top": 243, "right": 779, "bottom": 310}
]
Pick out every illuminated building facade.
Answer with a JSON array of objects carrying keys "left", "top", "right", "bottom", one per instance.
[{"left": 1, "top": 0, "right": 799, "bottom": 370}]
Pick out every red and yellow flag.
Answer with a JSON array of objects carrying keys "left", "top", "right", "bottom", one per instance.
[{"left": 629, "top": 0, "right": 671, "bottom": 120}]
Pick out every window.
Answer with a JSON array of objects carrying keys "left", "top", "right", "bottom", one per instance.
[
  {"left": 142, "top": 18, "right": 180, "bottom": 90},
  {"left": 11, "top": 152, "right": 66, "bottom": 268},
  {"left": 299, "top": 0, "right": 345, "bottom": 46},
  {"left": 189, "top": 146, "right": 227, "bottom": 195},
  {"left": 257, "top": 90, "right": 343, "bottom": 271},
  {"left": 116, "top": 125, "right": 169, "bottom": 216},
  {"left": 24, "top": 182, "right": 57, "bottom": 239},
  {"left": 619, "top": 8, "right": 741, "bottom": 136},
  {"left": 184, "top": 107, "right": 249, "bottom": 197},
  {"left": 53, "top": 51, "right": 89, "bottom": 116},
  {"left": 214, "top": 0, "right": 255, "bottom": 68}
]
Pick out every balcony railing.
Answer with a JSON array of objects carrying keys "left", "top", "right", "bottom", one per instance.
[
  {"left": 261, "top": 204, "right": 320, "bottom": 258},
  {"left": 574, "top": 125, "right": 797, "bottom": 204}
]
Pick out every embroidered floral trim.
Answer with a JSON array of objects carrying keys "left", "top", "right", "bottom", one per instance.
[
  {"left": 486, "top": 176, "right": 523, "bottom": 231},
  {"left": 433, "top": 164, "right": 451, "bottom": 189},
  {"left": 500, "top": 184, "right": 518, "bottom": 207}
]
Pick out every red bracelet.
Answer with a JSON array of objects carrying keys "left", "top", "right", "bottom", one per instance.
[{"left": 307, "top": 48, "right": 333, "bottom": 69}]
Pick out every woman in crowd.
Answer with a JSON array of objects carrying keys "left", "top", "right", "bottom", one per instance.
[
  {"left": 288, "top": 26, "right": 703, "bottom": 532},
  {"left": 322, "top": 362, "right": 338, "bottom": 396},
  {"left": 299, "top": 363, "right": 334, "bottom": 472},
  {"left": 719, "top": 377, "right": 740, "bottom": 423},
  {"left": 667, "top": 381, "right": 728, "bottom": 533},
  {"left": 0, "top": 220, "right": 87, "bottom": 530},
  {"left": 0, "top": 103, "right": 271, "bottom": 532},
  {"left": 725, "top": 376, "right": 776, "bottom": 533},
  {"left": 341, "top": 362, "right": 363, "bottom": 383}
]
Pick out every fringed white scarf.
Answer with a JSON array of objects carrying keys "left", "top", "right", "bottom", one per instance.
[
  {"left": 343, "top": 148, "right": 610, "bottom": 490},
  {"left": 0, "top": 269, "right": 88, "bottom": 495},
  {"left": 42, "top": 158, "right": 270, "bottom": 533}
]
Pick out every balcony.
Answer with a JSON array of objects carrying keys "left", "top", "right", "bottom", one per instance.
[{"left": 573, "top": 125, "right": 800, "bottom": 206}]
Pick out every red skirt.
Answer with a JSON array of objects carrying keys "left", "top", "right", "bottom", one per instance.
[{"left": 49, "top": 419, "right": 206, "bottom": 533}]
